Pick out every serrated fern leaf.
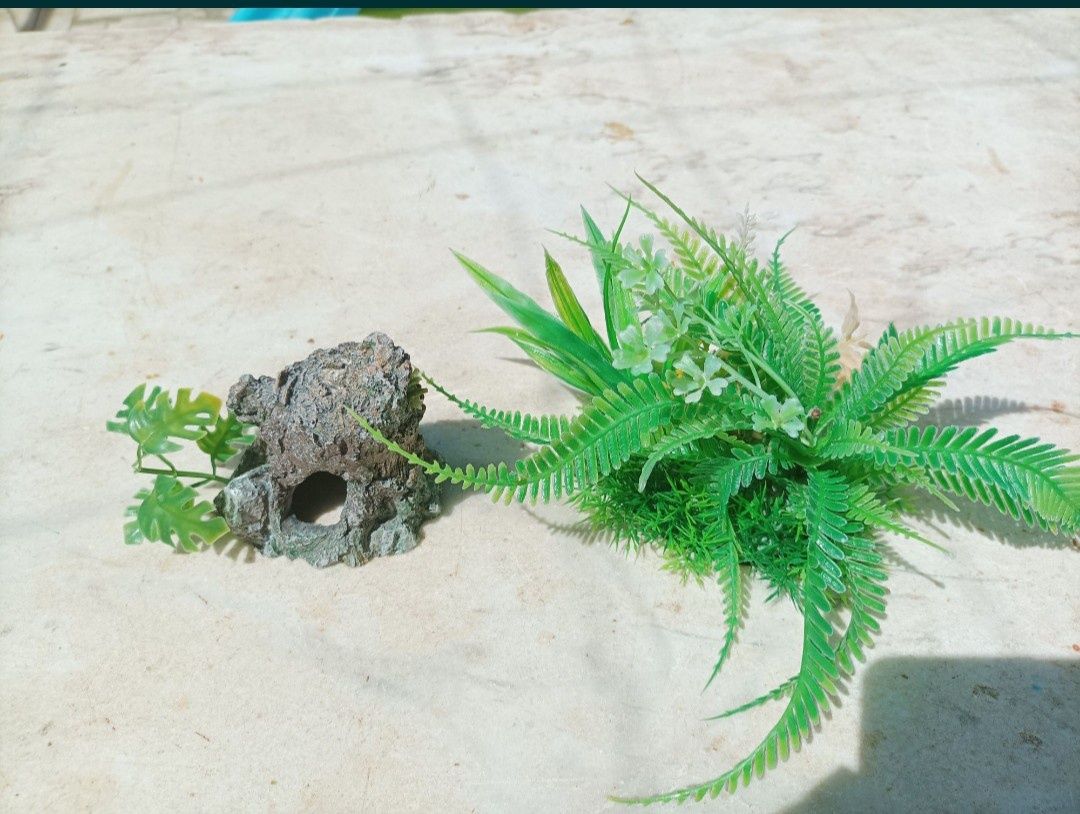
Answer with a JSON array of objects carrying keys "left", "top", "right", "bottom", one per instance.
[
  {"left": 353, "top": 376, "right": 684, "bottom": 504},
  {"left": 637, "top": 410, "right": 743, "bottom": 491},
  {"left": 706, "top": 675, "right": 798, "bottom": 721},
  {"left": 900, "top": 318, "right": 1073, "bottom": 397},
  {"left": 421, "top": 373, "right": 571, "bottom": 445},
  {"left": 695, "top": 444, "right": 781, "bottom": 506},
  {"left": 703, "top": 532, "right": 744, "bottom": 690},
  {"left": 869, "top": 379, "right": 944, "bottom": 429},
  {"left": 616, "top": 548, "right": 840, "bottom": 804},
  {"left": 802, "top": 469, "right": 854, "bottom": 594},
  {"left": 792, "top": 300, "right": 841, "bottom": 409},
  {"left": 845, "top": 482, "right": 943, "bottom": 550},
  {"left": 107, "top": 384, "right": 221, "bottom": 458},
  {"left": 124, "top": 475, "right": 228, "bottom": 551},
  {"left": 818, "top": 420, "right": 916, "bottom": 467},
  {"left": 832, "top": 533, "right": 888, "bottom": 674},
  {"left": 828, "top": 322, "right": 960, "bottom": 425},
  {"left": 834, "top": 318, "right": 1073, "bottom": 427},
  {"left": 883, "top": 425, "right": 1080, "bottom": 532}
]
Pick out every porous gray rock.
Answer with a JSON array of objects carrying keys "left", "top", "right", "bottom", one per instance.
[{"left": 214, "top": 333, "right": 440, "bottom": 567}]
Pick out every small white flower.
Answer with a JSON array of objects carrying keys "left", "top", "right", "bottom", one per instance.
[
  {"left": 613, "top": 324, "right": 668, "bottom": 376},
  {"left": 670, "top": 352, "right": 730, "bottom": 403}
]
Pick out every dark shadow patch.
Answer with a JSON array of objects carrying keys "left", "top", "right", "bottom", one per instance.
[{"left": 784, "top": 658, "right": 1080, "bottom": 813}]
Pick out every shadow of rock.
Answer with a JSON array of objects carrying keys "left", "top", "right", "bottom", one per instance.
[{"left": 784, "top": 657, "right": 1080, "bottom": 813}]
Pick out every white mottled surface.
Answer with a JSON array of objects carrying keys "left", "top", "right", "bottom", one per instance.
[{"left": 1, "top": 9, "right": 1078, "bottom": 812}]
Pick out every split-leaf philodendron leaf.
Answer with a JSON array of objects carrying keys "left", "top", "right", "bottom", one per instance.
[{"left": 108, "top": 384, "right": 253, "bottom": 551}]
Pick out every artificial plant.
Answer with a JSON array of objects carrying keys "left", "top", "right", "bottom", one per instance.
[
  {"left": 107, "top": 383, "right": 253, "bottom": 549},
  {"left": 353, "top": 177, "right": 1080, "bottom": 804}
]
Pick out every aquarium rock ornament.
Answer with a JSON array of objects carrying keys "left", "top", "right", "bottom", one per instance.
[
  {"left": 108, "top": 333, "right": 440, "bottom": 568},
  {"left": 217, "top": 334, "right": 440, "bottom": 567}
]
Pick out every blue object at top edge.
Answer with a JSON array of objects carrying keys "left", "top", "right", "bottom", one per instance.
[{"left": 231, "top": 8, "right": 360, "bottom": 23}]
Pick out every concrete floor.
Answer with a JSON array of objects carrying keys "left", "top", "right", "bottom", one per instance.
[
  {"left": 1, "top": 8, "right": 233, "bottom": 35},
  {"left": 1, "top": 8, "right": 1078, "bottom": 813}
]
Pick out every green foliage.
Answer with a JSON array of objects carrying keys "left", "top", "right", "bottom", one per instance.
[
  {"left": 125, "top": 475, "right": 228, "bottom": 551},
  {"left": 106, "top": 384, "right": 221, "bottom": 460},
  {"left": 356, "top": 180, "right": 1079, "bottom": 804},
  {"left": 108, "top": 384, "right": 252, "bottom": 550},
  {"left": 197, "top": 412, "right": 256, "bottom": 468}
]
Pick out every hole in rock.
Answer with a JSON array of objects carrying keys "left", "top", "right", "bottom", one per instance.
[{"left": 288, "top": 471, "right": 347, "bottom": 525}]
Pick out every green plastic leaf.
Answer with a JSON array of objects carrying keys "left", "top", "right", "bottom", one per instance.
[
  {"left": 480, "top": 326, "right": 603, "bottom": 395},
  {"left": 454, "top": 251, "right": 626, "bottom": 394},
  {"left": 107, "top": 384, "right": 221, "bottom": 457},
  {"left": 197, "top": 411, "right": 255, "bottom": 465},
  {"left": 124, "top": 475, "right": 228, "bottom": 551},
  {"left": 543, "top": 249, "right": 609, "bottom": 358},
  {"left": 581, "top": 206, "right": 636, "bottom": 348}
]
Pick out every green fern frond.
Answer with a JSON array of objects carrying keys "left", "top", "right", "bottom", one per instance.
[
  {"left": 828, "top": 323, "right": 960, "bottom": 425},
  {"left": 882, "top": 425, "right": 1080, "bottom": 532},
  {"left": 703, "top": 533, "right": 744, "bottom": 690},
  {"left": 421, "top": 373, "right": 571, "bottom": 445},
  {"left": 831, "top": 533, "right": 887, "bottom": 674},
  {"left": 801, "top": 469, "right": 854, "bottom": 594},
  {"left": 637, "top": 411, "right": 745, "bottom": 491},
  {"left": 844, "top": 483, "right": 943, "bottom": 550},
  {"left": 791, "top": 300, "right": 842, "bottom": 410},
  {"left": 818, "top": 420, "right": 915, "bottom": 466},
  {"left": 900, "top": 318, "right": 1073, "bottom": 397},
  {"left": 832, "top": 318, "right": 1072, "bottom": 427},
  {"left": 353, "top": 375, "right": 685, "bottom": 504},
  {"left": 706, "top": 675, "right": 798, "bottom": 721},
  {"left": 616, "top": 546, "right": 841, "bottom": 804},
  {"left": 868, "top": 379, "right": 944, "bottom": 429},
  {"left": 696, "top": 445, "right": 782, "bottom": 506}
]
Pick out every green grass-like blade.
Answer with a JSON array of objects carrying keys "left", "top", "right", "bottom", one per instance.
[{"left": 544, "top": 249, "right": 609, "bottom": 358}]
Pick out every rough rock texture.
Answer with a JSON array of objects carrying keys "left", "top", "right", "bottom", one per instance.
[{"left": 214, "top": 333, "right": 440, "bottom": 567}]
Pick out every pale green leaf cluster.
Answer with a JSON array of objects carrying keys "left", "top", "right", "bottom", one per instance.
[
  {"left": 107, "top": 384, "right": 253, "bottom": 550},
  {"left": 124, "top": 475, "right": 228, "bottom": 551},
  {"left": 354, "top": 178, "right": 1078, "bottom": 805}
]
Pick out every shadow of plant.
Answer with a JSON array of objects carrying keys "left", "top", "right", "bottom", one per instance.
[
  {"left": 783, "top": 657, "right": 1080, "bottom": 813},
  {"left": 918, "top": 394, "right": 1079, "bottom": 428},
  {"left": 917, "top": 395, "right": 1033, "bottom": 428}
]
